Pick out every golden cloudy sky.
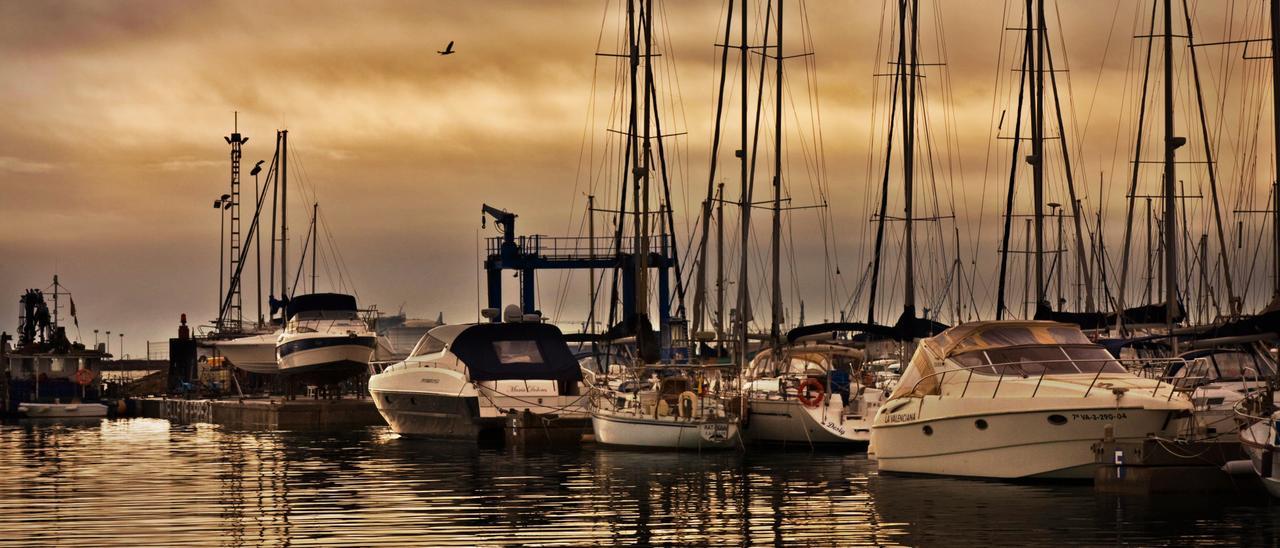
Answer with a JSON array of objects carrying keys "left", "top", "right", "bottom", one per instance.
[{"left": 0, "top": 1, "right": 1271, "bottom": 353}]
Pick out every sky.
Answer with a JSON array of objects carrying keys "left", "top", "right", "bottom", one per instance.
[{"left": 0, "top": 0, "right": 1275, "bottom": 357}]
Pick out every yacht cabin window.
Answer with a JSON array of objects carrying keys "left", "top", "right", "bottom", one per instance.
[{"left": 493, "top": 340, "right": 544, "bottom": 365}]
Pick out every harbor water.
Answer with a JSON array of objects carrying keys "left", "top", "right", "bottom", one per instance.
[{"left": 2, "top": 418, "right": 1278, "bottom": 546}]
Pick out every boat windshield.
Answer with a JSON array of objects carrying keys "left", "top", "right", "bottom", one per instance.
[
  {"left": 952, "top": 345, "right": 1125, "bottom": 376},
  {"left": 493, "top": 340, "right": 544, "bottom": 365},
  {"left": 409, "top": 334, "right": 447, "bottom": 358}
]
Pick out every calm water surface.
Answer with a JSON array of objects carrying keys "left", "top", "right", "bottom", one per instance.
[{"left": 1, "top": 418, "right": 1278, "bottom": 546}]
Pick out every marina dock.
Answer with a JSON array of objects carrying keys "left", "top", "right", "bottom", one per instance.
[{"left": 130, "top": 396, "right": 384, "bottom": 430}]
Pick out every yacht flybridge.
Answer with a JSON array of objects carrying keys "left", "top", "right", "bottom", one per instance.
[
  {"left": 368, "top": 307, "right": 590, "bottom": 442},
  {"left": 871, "top": 321, "right": 1193, "bottom": 479}
]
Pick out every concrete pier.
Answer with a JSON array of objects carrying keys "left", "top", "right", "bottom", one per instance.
[
  {"left": 1092, "top": 438, "right": 1265, "bottom": 495},
  {"left": 132, "top": 397, "right": 384, "bottom": 430}
]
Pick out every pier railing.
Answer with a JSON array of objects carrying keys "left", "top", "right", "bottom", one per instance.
[{"left": 486, "top": 234, "right": 669, "bottom": 260}]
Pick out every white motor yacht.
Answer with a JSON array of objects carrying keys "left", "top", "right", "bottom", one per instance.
[
  {"left": 871, "top": 320, "right": 1193, "bottom": 479},
  {"left": 276, "top": 293, "right": 377, "bottom": 385},
  {"left": 368, "top": 313, "right": 590, "bottom": 442},
  {"left": 741, "top": 343, "right": 892, "bottom": 446}
]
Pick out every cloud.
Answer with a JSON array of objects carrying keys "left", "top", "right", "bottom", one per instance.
[{"left": 0, "top": 156, "right": 55, "bottom": 174}]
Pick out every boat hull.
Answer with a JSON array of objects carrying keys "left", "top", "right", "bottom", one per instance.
[
  {"left": 872, "top": 399, "right": 1181, "bottom": 479},
  {"left": 592, "top": 411, "right": 739, "bottom": 450},
  {"left": 278, "top": 336, "right": 376, "bottom": 384},
  {"left": 213, "top": 333, "right": 279, "bottom": 374},
  {"left": 744, "top": 397, "right": 872, "bottom": 446},
  {"left": 17, "top": 402, "right": 108, "bottom": 418},
  {"left": 1241, "top": 418, "right": 1280, "bottom": 498}
]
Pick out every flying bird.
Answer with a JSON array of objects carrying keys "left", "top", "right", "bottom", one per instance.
[{"left": 437, "top": 41, "right": 455, "bottom": 55}]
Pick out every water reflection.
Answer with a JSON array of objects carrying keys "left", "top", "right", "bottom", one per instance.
[{"left": 0, "top": 419, "right": 1275, "bottom": 546}]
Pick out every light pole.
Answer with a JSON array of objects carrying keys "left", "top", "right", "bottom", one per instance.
[
  {"left": 119, "top": 333, "right": 125, "bottom": 360},
  {"left": 93, "top": 329, "right": 99, "bottom": 348},
  {"left": 214, "top": 194, "right": 232, "bottom": 331},
  {"left": 105, "top": 330, "right": 111, "bottom": 357}
]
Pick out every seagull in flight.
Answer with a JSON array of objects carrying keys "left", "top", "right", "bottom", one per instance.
[{"left": 437, "top": 41, "right": 455, "bottom": 55}]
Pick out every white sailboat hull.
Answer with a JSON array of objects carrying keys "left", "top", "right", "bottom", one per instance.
[
  {"left": 744, "top": 391, "right": 881, "bottom": 446},
  {"left": 1241, "top": 416, "right": 1280, "bottom": 498},
  {"left": 592, "top": 410, "right": 739, "bottom": 450}
]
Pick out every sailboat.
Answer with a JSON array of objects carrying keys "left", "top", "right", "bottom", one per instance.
[{"left": 582, "top": 0, "right": 742, "bottom": 450}]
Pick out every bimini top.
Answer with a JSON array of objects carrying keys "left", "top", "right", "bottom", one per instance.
[
  {"left": 286, "top": 293, "right": 358, "bottom": 318},
  {"left": 921, "top": 320, "right": 1092, "bottom": 359},
  {"left": 417, "top": 322, "right": 583, "bottom": 383}
]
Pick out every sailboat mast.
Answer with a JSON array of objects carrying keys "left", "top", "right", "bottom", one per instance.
[
  {"left": 311, "top": 203, "right": 318, "bottom": 293},
  {"left": 736, "top": 0, "right": 751, "bottom": 362},
  {"left": 281, "top": 129, "right": 289, "bottom": 301},
  {"left": 716, "top": 183, "right": 726, "bottom": 342},
  {"left": 1272, "top": 0, "right": 1280, "bottom": 299},
  {"left": 1031, "top": 0, "right": 1046, "bottom": 311},
  {"left": 902, "top": 0, "right": 918, "bottom": 316},
  {"left": 770, "top": 0, "right": 784, "bottom": 353},
  {"left": 639, "top": 0, "right": 653, "bottom": 324},
  {"left": 1162, "top": 0, "right": 1179, "bottom": 340}
]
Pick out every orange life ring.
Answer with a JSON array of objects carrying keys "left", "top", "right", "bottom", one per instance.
[
  {"left": 797, "top": 378, "right": 824, "bottom": 408},
  {"left": 74, "top": 368, "right": 95, "bottom": 386}
]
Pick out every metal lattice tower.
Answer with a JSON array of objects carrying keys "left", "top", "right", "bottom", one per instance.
[{"left": 225, "top": 113, "right": 246, "bottom": 329}]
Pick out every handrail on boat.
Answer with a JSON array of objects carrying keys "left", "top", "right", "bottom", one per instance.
[{"left": 904, "top": 357, "right": 1187, "bottom": 403}]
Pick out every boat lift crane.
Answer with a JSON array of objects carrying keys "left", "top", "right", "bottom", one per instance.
[{"left": 480, "top": 203, "right": 674, "bottom": 333}]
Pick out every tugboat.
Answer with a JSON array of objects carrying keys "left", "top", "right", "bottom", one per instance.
[{"left": 2, "top": 277, "right": 110, "bottom": 418}]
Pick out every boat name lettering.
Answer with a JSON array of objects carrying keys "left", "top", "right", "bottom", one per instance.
[
  {"left": 419, "top": 378, "right": 440, "bottom": 384},
  {"left": 884, "top": 413, "right": 916, "bottom": 424}
]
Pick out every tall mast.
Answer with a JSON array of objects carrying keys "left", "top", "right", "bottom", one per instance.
[
  {"left": 311, "top": 203, "right": 318, "bottom": 293},
  {"left": 1162, "top": 0, "right": 1179, "bottom": 342},
  {"left": 770, "top": 0, "right": 784, "bottom": 353},
  {"left": 1031, "top": 0, "right": 1046, "bottom": 311},
  {"left": 638, "top": 0, "right": 653, "bottom": 324},
  {"left": 902, "top": 0, "right": 918, "bottom": 317},
  {"left": 996, "top": 22, "right": 1031, "bottom": 320},
  {"left": 227, "top": 112, "right": 245, "bottom": 330},
  {"left": 736, "top": 0, "right": 753, "bottom": 363},
  {"left": 865, "top": 1, "right": 905, "bottom": 324},
  {"left": 715, "top": 183, "right": 726, "bottom": 341},
  {"left": 281, "top": 129, "right": 289, "bottom": 301},
  {"left": 1272, "top": 0, "right": 1280, "bottom": 299}
]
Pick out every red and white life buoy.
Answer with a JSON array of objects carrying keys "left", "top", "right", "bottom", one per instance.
[
  {"left": 74, "top": 368, "right": 95, "bottom": 386},
  {"left": 797, "top": 378, "right": 824, "bottom": 408}
]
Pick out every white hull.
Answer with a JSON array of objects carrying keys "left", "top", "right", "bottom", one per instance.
[
  {"left": 277, "top": 335, "right": 376, "bottom": 384},
  {"left": 592, "top": 410, "right": 739, "bottom": 450},
  {"left": 873, "top": 399, "right": 1180, "bottom": 479},
  {"left": 369, "top": 363, "right": 589, "bottom": 440},
  {"left": 213, "top": 332, "right": 280, "bottom": 374},
  {"left": 18, "top": 402, "right": 108, "bottom": 418},
  {"left": 1241, "top": 417, "right": 1280, "bottom": 498},
  {"left": 745, "top": 393, "right": 879, "bottom": 446}
]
